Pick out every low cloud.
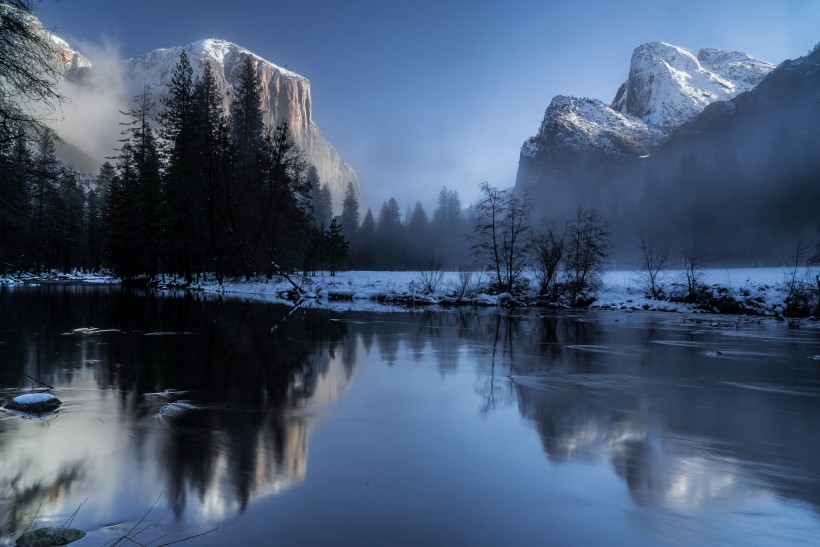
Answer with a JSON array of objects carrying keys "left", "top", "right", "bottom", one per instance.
[{"left": 48, "top": 37, "right": 131, "bottom": 163}]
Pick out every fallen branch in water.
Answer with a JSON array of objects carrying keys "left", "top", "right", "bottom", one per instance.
[
  {"left": 25, "top": 374, "right": 54, "bottom": 390},
  {"left": 102, "top": 494, "right": 218, "bottom": 547},
  {"left": 271, "top": 261, "right": 305, "bottom": 301}
]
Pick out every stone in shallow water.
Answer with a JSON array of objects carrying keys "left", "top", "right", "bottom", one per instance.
[
  {"left": 6, "top": 393, "right": 62, "bottom": 413},
  {"left": 15, "top": 526, "right": 85, "bottom": 546}
]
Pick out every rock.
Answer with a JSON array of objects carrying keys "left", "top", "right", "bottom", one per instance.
[
  {"left": 15, "top": 526, "right": 85, "bottom": 546},
  {"left": 6, "top": 393, "right": 62, "bottom": 413},
  {"left": 123, "top": 38, "right": 364, "bottom": 215}
]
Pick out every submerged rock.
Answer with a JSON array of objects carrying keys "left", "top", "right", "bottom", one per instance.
[
  {"left": 6, "top": 393, "right": 62, "bottom": 413},
  {"left": 15, "top": 526, "right": 85, "bottom": 546}
]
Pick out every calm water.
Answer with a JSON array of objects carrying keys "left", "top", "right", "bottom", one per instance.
[{"left": 1, "top": 286, "right": 819, "bottom": 546}]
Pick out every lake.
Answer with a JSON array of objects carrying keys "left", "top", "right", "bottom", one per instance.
[{"left": 1, "top": 285, "right": 819, "bottom": 546}]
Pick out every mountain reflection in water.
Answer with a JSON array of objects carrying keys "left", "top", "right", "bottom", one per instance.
[
  {"left": 0, "top": 286, "right": 818, "bottom": 545},
  {"left": 0, "top": 286, "right": 355, "bottom": 540}
]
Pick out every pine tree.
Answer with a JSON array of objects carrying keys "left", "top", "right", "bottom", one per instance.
[
  {"left": 356, "top": 208, "right": 376, "bottom": 268},
  {"left": 107, "top": 86, "right": 163, "bottom": 277},
  {"left": 326, "top": 217, "right": 348, "bottom": 276},
  {"left": 377, "top": 197, "right": 404, "bottom": 269},
  {"left": 230, "top": 55, "right": 265, "bottom": 170},
  {"left": 255, "top": 123, "right": 311, "bottom": 273},
  {"left": 160, "top": 50, "right": 200, "bottom": 280},
  {"left": 340, "top": 181, "right": 360, "bottom": 241},
  {"left": 308, "top": 165, "right": 332, "bottom": 229},
  {"left": 225, "top": 55, "right": 265, "bottom": 278},
  {"left": 192, "top": 61, "right": 230, "bottom": 280}
]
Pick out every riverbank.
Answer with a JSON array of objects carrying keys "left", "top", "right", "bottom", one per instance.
[{"left": 2, "top": 267, "right": 817, "bottom": 319}]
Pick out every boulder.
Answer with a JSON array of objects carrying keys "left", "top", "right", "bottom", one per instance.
[{"left": 5, "top": 393, "right": 62, "bottom": 413}]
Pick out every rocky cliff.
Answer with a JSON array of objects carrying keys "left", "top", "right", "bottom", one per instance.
[
  {"left": 516, "top": 42, "right": 774, "bottom": 204},
  {"left": 516, "top": 41, "right": 819, "bottom": 262},
  {"left": 124, "top": 39, "right": 363, "bottom": 215}
]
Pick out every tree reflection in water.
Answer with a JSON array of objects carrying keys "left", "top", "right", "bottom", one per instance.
[
  {"left": 0, "top": 288, "right": 818, "bottom": 544},
  {"left": 0, "top": 286, "right": 356, "bottom": 538}
]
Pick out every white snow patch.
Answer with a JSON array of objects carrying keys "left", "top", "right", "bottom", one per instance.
[{"left": 12, "top": 393, "right": 58, "bottom": 405}]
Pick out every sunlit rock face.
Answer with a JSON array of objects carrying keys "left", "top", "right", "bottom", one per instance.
[
  {"left": 124, "top": 39, "right": 363, "bottom": 214},
  {"left": 520, "top": 41, "right": 774, "bottom": 171},
  {"left": 611, "top": 42, "right": 773, "bottom": 128},
  {"left": 514, "top": 41, "right": 786, "bottom": 259},
  {"left": 49, "top": 34, "right": 92, "bottom": 81}
]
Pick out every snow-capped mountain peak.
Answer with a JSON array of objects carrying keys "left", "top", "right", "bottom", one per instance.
[
  {"left": 522, "top": 95, "right": 664, "bottom": 158},
  {"left": 610, "top": 41, "right": 772, "bottom": 128}
]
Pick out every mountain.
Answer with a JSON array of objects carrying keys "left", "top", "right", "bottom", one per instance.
[
  {"left": 519, "top": 42, "right": 773, "bottom": 175},
  {"left": 516, "top": 42, "right": 820, "bottom": 262},
  {"left": 50, "top": 35, "right": 363, "bottom": 215},
  {"left": 611, "top": 42, "right": 773, "bottom": 128},
  {"left": 122, "top": 39, "right": 363, "bottom": 215}
]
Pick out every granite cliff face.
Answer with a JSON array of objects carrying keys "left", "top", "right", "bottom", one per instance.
[
  {"left": 611, "top": 42, "right": 773, "bottom": 128},
  {"left": 516, "top": 42, "right": 774, "bottom": 200},
  {"left": 516, "top": 41, "right": 819, "bottom": 262},
  {"left": 521, "top": 42, "right": 774, "bottom": 170},
  {"left": 124, "top": 39, "right": 362, "bottom": 214}
]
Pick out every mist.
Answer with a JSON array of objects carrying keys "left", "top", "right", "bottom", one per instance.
[{"left": 47, "top": 38, "right": 130, "bottom": 165}]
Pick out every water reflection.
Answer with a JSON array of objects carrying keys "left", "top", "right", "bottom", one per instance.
[
  {"left": 1, "top": 288, "right": 819, "bottom": 544},
  {"left": 376, "top": 310, "right": 820, "bottom": 516},
  {"left": 0, "top": 286, "right": 357, "bottom": 540}
]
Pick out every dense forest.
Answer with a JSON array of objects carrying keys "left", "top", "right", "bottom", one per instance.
[{"left": 0, "top": 0, "right": 478, "bottom": 279}]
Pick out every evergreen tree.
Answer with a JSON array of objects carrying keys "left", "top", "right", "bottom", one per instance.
[
  {"left": 0, "top": 128, "right": 32, "bottom": 270},
  {"left": 30, "top": 127, "right": 60, "bottom": 271},
  {"left": 225, "top": 55, "right": 265, "bottom": 277},
  {"left": 407, "top": 200, "right": 431, "bottom": 264},
  {"left": 255, "top": 123, "right": 311, "bottom": 273},
  {"left": 230, "top": 56, "right": 265, "bottom": 169},
  {"left": 339, "top": 181, "right": 360, "bottom": 240},
  {"left": 308, "top": 166, "right": 332, "bottom": 228},
  {"left": 377, "top": 197, "right": 404, "bottom": 269},
  {"left": 432, "top": 185, "right": 465, "bottom": 266},
  {"left": 192, "top": 60, "right": 231, "bottom": 280},
  {"left": 355, "top": 208, "right": 376, "bottom": 268},
  {"left": 86, "top": 162, "right": 114, "bottom": 271},
  {"left": 160, "top": 50, "right": 199, "bottom": 280},
  {"left": 106, "top": 86, "right": 163, "bottom": 277},
  {"left": 326, "top": 217, "right": 348, "bottom": 276}
]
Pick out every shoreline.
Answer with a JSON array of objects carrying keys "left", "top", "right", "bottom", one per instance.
[{"left": 2, "top": 267, "right": 817, "bottom": 321}]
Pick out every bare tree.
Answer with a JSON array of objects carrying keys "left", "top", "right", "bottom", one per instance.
[
  {"left": 638, "top": 234, "right": 667, "bottom": 299},
  {"left": 530, "top": 220, "right": 564, "bottom": 298},
  {"left": 0, "top": 1, "right": 64, "bottom": 132},
  {"left": 782, "top": 237, "right": 814, "bottom": 317},
  {"left": 680, "top": 238, "right": 706, "bottom": 301},
  {"left": 448, "top": 265, "right": 475, "bottom": 301},
  {"left": 416, "top": 257, "right": 443, "bottom": 294},
  {"left": 472, "top": 182, "right": 531, "bottom": 293},
  {"left": 563, "top": 208, "right": 610, "bottom": 305}
]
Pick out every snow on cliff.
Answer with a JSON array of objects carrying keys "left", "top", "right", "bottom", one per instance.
[
  {"left": 611, "top": 42, "right": 774, "bottom": 128},
  {"left": 523, "top": 42, "right": 774, "bottom": 160},
  {"left": 125, "top": 38, "right": 364, "bottom": 214}
]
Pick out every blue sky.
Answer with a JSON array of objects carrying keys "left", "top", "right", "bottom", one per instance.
[{"left": 37, "top": 0, "right": 820, "bottom": 212}]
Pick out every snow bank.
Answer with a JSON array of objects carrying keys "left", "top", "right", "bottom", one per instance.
[{"left": 180, "top": 267, "right": 815, "bottom": 317}]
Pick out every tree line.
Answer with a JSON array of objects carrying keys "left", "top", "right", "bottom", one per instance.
[{"left": 0, "top": 34, "right": 349, "bottom": 280}]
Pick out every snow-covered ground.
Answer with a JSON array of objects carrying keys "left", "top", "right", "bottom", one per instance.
[
  {"left": 2, "top": 267, "right": 816, "bottom": 317},
  {"left": 188, "top": 267, "right": 814, "bottom": 316}
]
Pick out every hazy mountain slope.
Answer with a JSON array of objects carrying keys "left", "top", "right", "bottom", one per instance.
[{"left": 515, "top": 41, "right": 820, "bottom": 262}]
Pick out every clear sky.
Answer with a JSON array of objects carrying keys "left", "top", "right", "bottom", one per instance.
[{"left": 36, "top": 0, "right": 820, "bottom": 213}]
